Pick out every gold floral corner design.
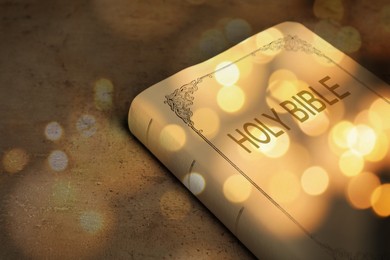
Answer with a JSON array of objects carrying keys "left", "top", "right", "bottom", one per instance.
[
  {"left": 164, "top": 35, "right": 329, "bottom": 126},
  {"left": 164, "top": 80, "right": 200, "bottom": 126}
]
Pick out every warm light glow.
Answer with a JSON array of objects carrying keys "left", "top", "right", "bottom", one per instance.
[
  {"left": 301, "top": 166, "right": 329, "bottom": 196},
  {"left": 182, "top": 172, "right": 206, "bottom": 195},
  {"left": 329, "top": 120, "right": 354, "bottom": 153},
  {"left": 369, "top": 98, "right": 390, "bottom": 130},
  {"left": 159, "top": 124, "right": 186, "bottom": 152},
  {"left": 365, "top": 132, "right": 388, "bottom": 162},
  {"left": 255, "top": 28, "right": 284, "bottom": 57},
  {"left": 80, "top": 211, "right": 105, "bottom": 234},
  {"left": 312, "top": 21, "right": 345, "bottom": 65},
  {"left": 266, "top": 79, "right": 298, "bottom": 113},
  {"left": 299, "top": 110, "right": 330, "bottom": 136},
  {"left": 268, "top": 69, "right": 297, "bottom": 85},
  {"left": 268, "top": 171, "right": 300, "bottom": 203},
  {"left": 347, "top": 124, "right": 377, "bottom": 156},
  {"left": 217, "top": 85, "right": 245, "bottom": 113},
  {"left": 346, "top": 172, "right": 380, "bottom": 209},
  {"left": 2, "top": 148, "right": 29, "bottom": 174},
  {"left": 338, "top": 150, "right": 364, "bottom": 177},
  {"left": 313, "top": 0, "right": 344, "bottom": 21},
  {"left": 255, "top": 127, "right": 290, "bottom": 158},
  {"left": 215, "top": 61, "right": 240, "bottom": 86},
  {"left": 94, "top": 78, "right": 114, "bottom": 111},
  {"left": 313, "top": 44, "right": 345, "bottom": 66},
  {"left": 160, "top": 190, "right": 191, "bottom": 220},
  {"left": 223, "top": 174, "right": 251, "bottom": 203},
  {"left": 354, "top": 109, "right": 382, "bottom": 130},
  {"left": 48, "top": 150, "right": 69, "bottom": 172},
  {"left": 45, "top": 121, "right": 63, "bottom": 141},
  {"left": 371, "top": 184, "right": 390, "bottom": 217},
  {"left": 193, "top": 107, "right": 220, "bottom": 138},
  {"left": 76, "top": 114, "right": 97, "bottom": 137},
  {"left": 287, "top": 144, "right": 311, "bottom": 170},
  {"left": 236, "top": 59, "right": 253, "bottom": 79},
  {"left": 257, "top": 192, "right": 328, "bottom": 238}
]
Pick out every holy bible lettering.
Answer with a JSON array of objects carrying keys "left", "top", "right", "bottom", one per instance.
[
  {"left": 227, "top": 75, "right": 351, "bottom": 153},
  {"left": 129, "top": 21, "right": 390, "bottom": 259}
]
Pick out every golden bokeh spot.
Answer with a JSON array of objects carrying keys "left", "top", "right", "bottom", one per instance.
[
  {"left": 215, "top": 61, "right": 240, "bottom": 86},
  {"left": 268, "top": 69, "right": 297, "bottom": 85},
  {"left": 236, "top": 59, "right": 253, "bottom": 79},
  {"left": 45, "top": 121, "right": 63, "bottom": 141},
  {"left": 365, "top": 132, "right": 388, "bottom": 162},
  {"left": 346, "top": 124, "right": 377, "bottom": 156},
  {"left": 193, "top": 107, "right": 220, "bottom": 139},
  {"left": 223, "top": 174, "right": 251, "bottom": 203},
  {"left": 182, "top": 172, "right": 206, "bottom": 195},
  {"left": 94, "top": 78, "right": 114, "bottom": 111},
  {"left": 160, "top": 189, "right": 191, "bottom": 220},
  {"left": 255, "top": 28, "right": 284, "bottom": 57},
  {"left": 301, "top": 166, "right": 329, "bottom": 196},
  {"left": 328, "top": 120, "right": 354, "bottom": 154},
  {"left": 255, "top": 127, "right": 290, "bottom": 158},
  {"left": 354, "top": 109, "right": 382, "bottom": 130},
  {"left": 266, "top": 80, "right": 299, "bottom": 113},
  {"left": 338, "top": 150, "right": 364, "bottom": 177},
  {"left": 369, "top": 98, "right": 390, "bottom": 130},
  {"left": 299, "top": 110, "right": 330, "bottom": 136},
  {"left": 269, "top": 171, "right": 300, "bottom": 203},
  {"left": 217, "top": 85, "right": 245, "bottom": 113},
  {"left": 313, "top": 0, "right": 344, "bottom": 21},
  {"left": 159, "top": 124, "right": 186, "bottom": 152},
  {"left": 371, "top": 184, "right": 390, "bottom": 217},
  {"left": 346, "top": 172, "right": 380, "bottom": 210},
  {"left": 2, "top": 148, "right": 29, "bottom": 174}
]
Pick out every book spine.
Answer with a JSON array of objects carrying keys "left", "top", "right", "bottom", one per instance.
[
  {"left": 128, "top": 93, "right": 250, "bottom": 247},
  {"left": 128, "top": 92, "right": 336, "bottom": 259},
  {"left": 128, "top": 94, "right": 195, "bottom": 180}
]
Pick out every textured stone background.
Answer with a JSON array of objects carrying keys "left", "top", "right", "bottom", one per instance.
[{"left": 0, "top": 0, "right": 389, "bottom": 259}]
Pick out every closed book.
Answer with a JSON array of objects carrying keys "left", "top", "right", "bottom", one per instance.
[{"left": 128, "top": 22, "right": 390, "bottom": 259}]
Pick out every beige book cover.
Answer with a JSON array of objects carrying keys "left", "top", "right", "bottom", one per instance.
[{"left": 128, "top": 22, "right": 390, "bottom": 259}]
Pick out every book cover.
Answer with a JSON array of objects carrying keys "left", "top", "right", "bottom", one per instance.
[{"left": 128, "top": 22, "right": 390, "bottom": 259}]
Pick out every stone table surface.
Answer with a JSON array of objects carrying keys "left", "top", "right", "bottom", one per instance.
[{"left": 0, "top": 0, "right": 389, "bottom": 259}]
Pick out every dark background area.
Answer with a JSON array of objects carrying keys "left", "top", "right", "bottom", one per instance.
[{"left": 0, "top": 0, "right": 389, "bottom": 259}]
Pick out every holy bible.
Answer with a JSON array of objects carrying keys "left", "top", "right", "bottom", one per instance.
[{"left": 128, "top": 22, "right": 390, "bottom": 259}]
